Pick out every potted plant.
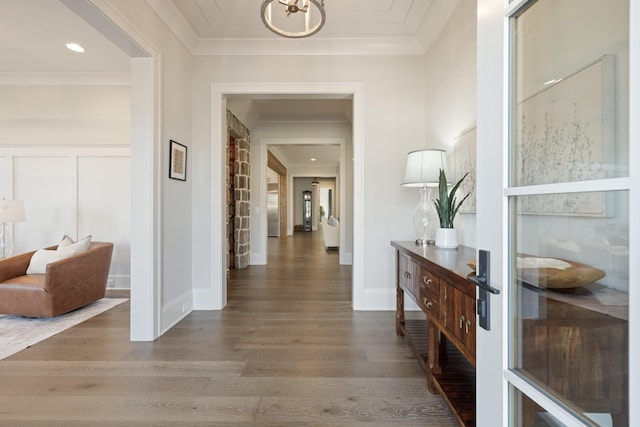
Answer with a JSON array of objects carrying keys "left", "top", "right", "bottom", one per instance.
[{"left": 433, "top": 169, "right": 470, "bottom": 249}]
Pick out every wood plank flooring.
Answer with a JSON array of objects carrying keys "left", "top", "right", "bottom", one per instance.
[{"left": 0, "top": 231, "right": 456, "bottom": 426}]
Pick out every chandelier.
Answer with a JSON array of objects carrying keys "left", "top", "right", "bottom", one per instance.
[{"left": 261, "top": 0, "right": 326, "bottom": 38}]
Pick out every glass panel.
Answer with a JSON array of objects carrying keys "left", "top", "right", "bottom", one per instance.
[
  {"left": 512, "top": 191, "right": 629, "bottom": 426},
  {"left": 512, "top": 0, "right": 629, "bottom": 186},
  {"left": 513, "top": 387, "right": 600, "bottom": 427}
]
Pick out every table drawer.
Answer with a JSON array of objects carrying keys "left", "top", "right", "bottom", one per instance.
[
  {"left": 419, "top": 283, "right": 440, "bottom": 318},
  {"left": 418, "top": 267, "right": 440, "bottom": 296},
  {"left": 399, "top": 253, "right": 417, "bottom": 297}
]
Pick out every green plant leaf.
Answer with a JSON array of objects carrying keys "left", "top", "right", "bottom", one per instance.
[{"left": 434, "top": 169, "right": 470, "bottom": 229}]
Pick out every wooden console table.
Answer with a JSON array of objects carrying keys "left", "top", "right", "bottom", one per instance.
[{"left": 392, "top": 241, "right": 477, "bottom": 427}]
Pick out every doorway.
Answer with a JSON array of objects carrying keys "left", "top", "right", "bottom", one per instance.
[
  {"left": 211, "top": 83, "right": 365, "bottom": 310},
  {"left": 227, "top": 135, "right": 236, "bottom": 269},
  {"left": 267, "top": 150, "right": 288, "bottom": 238}
]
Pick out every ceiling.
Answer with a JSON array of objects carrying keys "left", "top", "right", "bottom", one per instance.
[
  {"left": 0, "top": 0, "right": 130, "bottom": 73},
  {"left": 0, "top": 0, "right": 460, "bottom": 167},
  {"left": 269, "top": 144, "right": 340, "bottom": 169},
  {"left": 148, "top": 0, "right": 461, "bottom": 56},
  {"left": 0, "top": 0, "right": 462, "bottom": 72}
]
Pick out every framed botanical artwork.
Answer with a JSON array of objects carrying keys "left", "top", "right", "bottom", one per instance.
[
  {"left": 169, "top": 140, "right": 187, "bottom": 181},
  {"left": 514, "top": 56, "right": 613, "bottom": 216},
  {"left": 454, "top": 127, "right": 477, "bottom": 214}
]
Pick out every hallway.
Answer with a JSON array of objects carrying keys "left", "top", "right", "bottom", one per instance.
[{"left": 0, "top": 231, "right": 456, "bottom": 425}]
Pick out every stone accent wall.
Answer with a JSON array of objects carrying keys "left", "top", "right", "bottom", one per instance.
[{"left": 227, "top": 111, "right": 251, "bottom": 269}]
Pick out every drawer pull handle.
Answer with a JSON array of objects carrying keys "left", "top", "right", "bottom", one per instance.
[
  {"left": 465, "top": 320, "right": 471, "bottom": 334},
  {"left": 459, "top": 315, "right": 465, "bottom": 329},
  {"left": 422, "top": 297, "right": 433, "bottom": 308},
  {"left": 423, "top": 276, "right": 432, "bottom": 285}
]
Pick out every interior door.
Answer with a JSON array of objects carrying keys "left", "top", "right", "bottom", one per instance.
[{"left": 476, "top": 0, "right": 637, "bottom": 425}]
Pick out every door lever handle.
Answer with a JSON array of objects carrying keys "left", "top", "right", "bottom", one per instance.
[
  {"left": 466, "top": 249, "right": 500, "bottom": 331},
  {"left": 467, "top": 275, "right": 500, "bottom": 295}
]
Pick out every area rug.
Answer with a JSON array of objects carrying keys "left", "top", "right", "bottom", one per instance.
[{"left": 0, "top": 298, "right": 127, "bottom": 360}]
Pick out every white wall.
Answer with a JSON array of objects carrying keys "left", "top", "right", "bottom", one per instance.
[
  {"left": 0, "top": 85, "right": 131, "bottom": 288},
  {"left": 0, "top": 85, "right": 130, "bottom": 145},
  {"left": 192, "top": 55, "right": 427, "bottom": 309},
  {"left": 424, "top": 0, "right": 478, "bottom": 248}
]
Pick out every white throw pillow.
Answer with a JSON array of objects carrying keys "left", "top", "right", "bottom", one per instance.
[
  {"left": 27, "top": 249, "right": 78, "bottom": 274},
  {"left": 57, "top": 234, "right": 92, "bottom": 253}
]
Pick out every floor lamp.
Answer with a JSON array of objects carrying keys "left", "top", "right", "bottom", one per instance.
[{"left": 0, "top": 199, "right": 26, "bottom": 259}]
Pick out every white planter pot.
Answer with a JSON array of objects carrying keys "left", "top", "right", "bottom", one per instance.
[{"left": 435, "top": 228, "right": 458, "bottom": 250}]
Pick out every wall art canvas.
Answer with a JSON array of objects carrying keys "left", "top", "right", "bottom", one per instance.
[
  {"left": 515, "top": 56, "right": 614, "bottom": 216},
  {"left": 454, "top": 127, "right": 476, "bottom": 214}
]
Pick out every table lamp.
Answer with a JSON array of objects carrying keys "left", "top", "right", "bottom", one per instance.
[
  {"left": 401, "top": 149, "right": 447, "bottom": 246},
  {"left": 0, "top": 199, "right": 26, "bottom": 259}
]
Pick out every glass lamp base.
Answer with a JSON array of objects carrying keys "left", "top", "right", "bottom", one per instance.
[{"left": 412, "top": 187, "right": 438, "bottom": 246}]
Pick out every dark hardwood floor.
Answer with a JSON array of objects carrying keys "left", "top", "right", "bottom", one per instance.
[{"left": 0, "top": 231, "right": 455, "bottom": 426}]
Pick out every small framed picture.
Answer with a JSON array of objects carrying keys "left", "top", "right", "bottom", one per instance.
[{"left": 169, "top": 140, "right": 187, "bottom": 181}]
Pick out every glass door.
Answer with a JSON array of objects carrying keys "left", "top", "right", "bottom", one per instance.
[{"left": 504, "top": 0, "right": 633, "bottom": 425}]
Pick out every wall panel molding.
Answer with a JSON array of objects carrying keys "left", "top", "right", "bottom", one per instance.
[{"left": 0, "top": 146, "right": 131, "bottom": 289}]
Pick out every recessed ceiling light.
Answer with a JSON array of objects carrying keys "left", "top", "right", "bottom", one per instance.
[
  {"left": 66, "top": 43, "right": 85, "bottom": 53},
  {"left": 310, "top": 158, "right": 317, "bottom": 162}
]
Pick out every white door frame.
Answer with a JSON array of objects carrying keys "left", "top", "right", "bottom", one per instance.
[
  {"left": 475, "top": 0, "right": 509, "bottom": 424},
  {"left": 210, "top": 82, "right": 365, "bottom": 310},
  {"left": 65, "top": 0, "right": 163, "bottom": 341}
]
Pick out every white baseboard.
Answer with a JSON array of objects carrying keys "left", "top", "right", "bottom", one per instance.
[
  {"left": 192, "top": 288, "right": 223, "bottom": 310},
  {"left": 340, "top": 251, "right": 353, "bottom": 265},
  {"left": 250, "top": 252, "right": 267, "bottom": 265},
  {"left": 354, "top": 287, "right": 397, "bottom": 311},
  {"left": 106, "top": 275, "right": 130, "bottom": 289},
  {"left": 161, "top": 290, "right": 193, "bottom": 334}
]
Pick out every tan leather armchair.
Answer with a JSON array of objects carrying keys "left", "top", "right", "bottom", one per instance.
[{"left": 0, "top": 242, "right": 113, "bottom": 318}]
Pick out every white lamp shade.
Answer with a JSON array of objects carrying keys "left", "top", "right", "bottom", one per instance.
[
  {"left": 0, "top": 200, "right": 26, "bottom": 223},
  {"left": 401, "top": 149, "right": 447, "bottom": 188}
]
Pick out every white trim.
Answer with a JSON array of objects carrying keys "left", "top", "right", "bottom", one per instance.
[
  {"left": 0, "top": 72, "right": 130, "bottom": 86},
  {"left": 129, "top": 56, "right": 162, "bottom": 341},
  {"left": 192, "top": 38, "right": 426, "bottom": 57},
  {"left": 504, "top": 177, "right": 630, "bottom": 196},
  {"left": 628, "top": 1, "right": 639, "bottom": 425},
  {"left": 106, "top": 275, "right": 131, "bottom": 289},
  {"left": 79, "top": 0, "right": 164, "bottom": 342},
  {"left": 350, "top": 84, "right": 365, "bottom": 310},
  {"left": 160, "top": 289, "right": 193, "bottom": 335},
  {"left": 211, "top": 82, "right": 365, "bottom": 311},
  {"left": 66, "top": 0, "right": 149, "bottom": 57},
  {"left": 504, "top": 371, "right": 590, "bottom": 427},
  {"left": 144, "top": 0, "right": 198, "bottom": 52},
  {"left": 503, "top": 0, "right": 531, "bottom": 18},
  {"left": 476, "top": 0, "right": 509, "bottom": 425},
  {"left": 0, "top": 146, "right": 130, "bottom": 156}
]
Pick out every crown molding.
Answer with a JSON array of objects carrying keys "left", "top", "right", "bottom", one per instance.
[
  {"left": 192, "top": 36, "right": 425, "bottom": 56},
  {"left": 0, "top": 72, "right": 130, "bottom": 86}
]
